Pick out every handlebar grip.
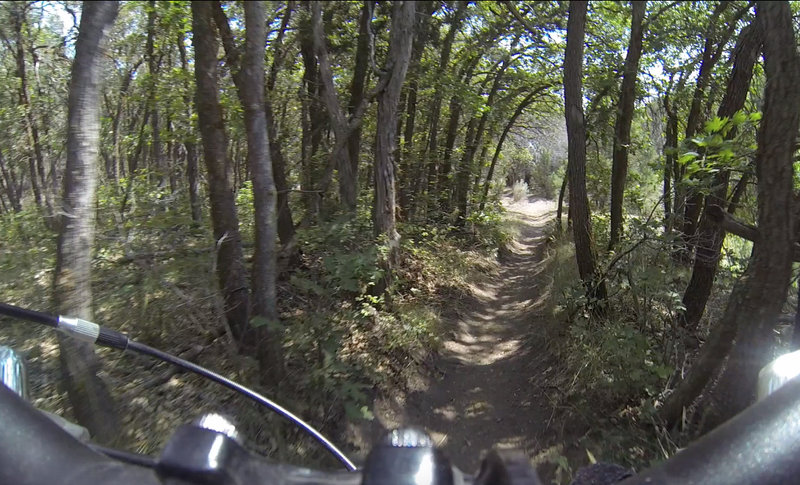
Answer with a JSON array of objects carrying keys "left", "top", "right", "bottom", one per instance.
[
  {"left": 0, "top": 383, "right": 159, "bottom": 485},
  {"left": 621, "top": 373, "right": 800, "bottom": 485}
]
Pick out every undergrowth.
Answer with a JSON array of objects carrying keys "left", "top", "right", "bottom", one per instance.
[
  {"left": 0, "top": 182, "right": 510, "bottom": 469},
  {"left": 538, "top": 211, "right": 753, "bottom": 483}
]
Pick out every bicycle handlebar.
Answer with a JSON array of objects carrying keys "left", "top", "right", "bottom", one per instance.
[
  {"left": 4, "top": 297, "right": 800, "bottom": 485},
  {"left": 4, "top": 371, "right": 800, "bottom": 485},
  {"left": 0, "top": 381, "right": 541, "bottom": 485}
]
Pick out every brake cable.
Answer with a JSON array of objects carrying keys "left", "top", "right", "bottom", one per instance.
[{"left": 0, "top": 302, "right": 357, "bottom": 471}]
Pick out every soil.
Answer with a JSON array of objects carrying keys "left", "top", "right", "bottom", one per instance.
[{"left": 354, "top": 196, "right": 560, "bottom": 474}]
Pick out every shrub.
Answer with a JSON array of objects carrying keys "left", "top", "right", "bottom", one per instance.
[{"left": 512, "top": 179, "right": 529, "bottom": 202}]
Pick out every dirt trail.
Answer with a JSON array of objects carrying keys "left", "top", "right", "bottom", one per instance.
[{"left": 365, "top": 196, "right": 557, "bottom": 472}]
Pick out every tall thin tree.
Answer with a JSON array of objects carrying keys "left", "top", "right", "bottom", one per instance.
[
  {"left": 191, "top": 1, "right": 250, "bottom": 343},
  {"left": 564, "top": 0, "right": 607, "bottom": 303},
  {"left": 54, "top": 0, "right": 119, "bottom": 444},
  {"left": 608, "top": 0, "right": 645, "bottom": 250},
  {"left": 374, "top": 0, "right": 415, "bottom": 293}
]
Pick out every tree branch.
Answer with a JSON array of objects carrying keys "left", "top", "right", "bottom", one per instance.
[
  {"left": 506, "top": 2, "right": 539, "bottom": 36},
  {"left": 706, "top": 204, "right": 800, "bottom": 261},
  {"left": 642, "top": 1, "right": 681, "bottom": 30},
  {"left": 211, "top": 1, "right": 241, "bottom": 83},
  {"left": 267, "top": 1, "right": 294, "bottom": 92}
]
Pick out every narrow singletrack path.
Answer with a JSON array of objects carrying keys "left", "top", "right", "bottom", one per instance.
[{"left": 400, "top": 197, "right": 557, "bottom": 472}]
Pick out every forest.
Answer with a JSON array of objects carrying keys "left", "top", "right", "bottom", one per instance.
[{"left": 0, "top": 0, "right": 799, "bottom": 482}]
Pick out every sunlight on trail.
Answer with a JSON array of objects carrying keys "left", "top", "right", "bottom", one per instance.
[{"left": 394, "top": 196, "right": 558, "bottom": 472}]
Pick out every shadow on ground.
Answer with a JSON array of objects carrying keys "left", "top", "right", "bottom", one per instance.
[{"left": 358, "top": 197, "right": 559, "bottom": 474}]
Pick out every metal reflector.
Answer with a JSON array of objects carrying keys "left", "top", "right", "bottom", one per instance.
[
  {"left": 0, "top": 345, "right": 28, "bottom": 400},
  {"left": 757, "top": 349, "right": 800, "bottom": 400}
]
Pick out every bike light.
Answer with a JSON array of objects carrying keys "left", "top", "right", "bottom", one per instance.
[{"left": 757, "top": 349, "right": 800, "bottom": 400}]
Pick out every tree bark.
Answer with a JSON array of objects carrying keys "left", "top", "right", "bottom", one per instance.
[
  {"left": 344, "top": 1, "right": 371, "bottom": 210},
  {"left": 696, "top": 1, "right": 799, "bottom": 432},
  {"left": 374, "top": 1, "right": 415, "bottom": 293},
  {"left": 191, "top": 1, "right": 250, "bottom": 342},
  {"left": 177, "top": 32, "right": 201, "bottom": 223},
  {"left": 240, "top": 1, "right": 284, "bottom": 383},
  {"left": 146, "top": 0, "right": 163, "bottom": 180},
  {"left": 265, "top": 3, "right": 296, "bottom": 247},
  {"left": 661, "top": 1, "right": 800, "bottom": 432},
  {"left": 54, "top": 0, "right": 119, "bottom": 445},
  {"left": 438, "top": 54, "right": 481, "bottom": 214},
  {"left": 662, "top": 77, "right": 677, "bottom": 234},
  {"left": 564, "top": 0, "right": 607, "bottom": 304},
  {"left": 423, "top": 2, "right": 465, "bottom": 211},
  {"left": 11, "top": 3, "right": 50, "bottom": 212},
  {"left": 299, "top": 10, "right": 325, "bottom": 216},
  {"left": 0, "top": 149, "right": 21, "bottom": 212},
  {"left": 608, "top": 0, "right": 645, "bottom": 250},
  {"left": 398, "top": 1, "right": 435, "bottom": 219},
  {"left": 311, "top": 1, "right": 374, "bottom": 213},
  {"left": 557, "top": 170, "right": 568, "bottom": 234},
  {"left": 681, "top": 19, "right": 763, "bottom": 331}
]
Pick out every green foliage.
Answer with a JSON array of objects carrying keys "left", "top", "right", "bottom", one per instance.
[
  {"left": 465, "top": 202, "right": 514, "bottom": 249},
  {"left": 678, "top": 110, "right": 760, "bottom": 190},
  {"left": 545, "top": 210, "right": 690, "bottom": 476}
]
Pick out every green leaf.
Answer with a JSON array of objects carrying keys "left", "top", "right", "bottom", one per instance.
[
  {"left": 704, "top": 116, "right": 727, "bottom": 133},
  {"left": 731, "top": 110, "right": 748, "bottom": 126},
  {"left": 678, "top": 152, "right": 699, "bottom": 165},
  {"left": 691, "top": 137, "right": 707, "bottom": 147}
]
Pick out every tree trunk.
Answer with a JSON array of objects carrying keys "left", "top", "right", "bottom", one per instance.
[
  {"left": 344, "top": 1, "right": 371, "bottom": 211},
  {"left": 265, "top": 3, "right": 296, "bottom": 247},
  {"left": 453, "top": 114, "right": 479, "bottom": 224},
  {"left": 565, "top": 1, "right": 607, "bottom": 304},
  {"left": 661, "top": 2, "right": 800, "bottom": 431},
  {"left": 54, "top": 0, "right": 119, "bottom": 445},
  {"left": 299, "top": 14, "right": 324, "bottom": 216},
  {"left": 438, "top": 54, "right": 480, "bottom": 214},
  {"left": 696, "top": 1, "right": 799, "bottom": 432},
  {"left": 423, "top": 2, "right": 465, "bottom": 211},
  {"left": 0, "top": 149, "right": 21, "bottom": 212},
  {"left": 177, "top": 33, "right": 201, "bottom": 223},
  {"left": 681, "top": 20, "right": 763, "bottom": 331},
  {"left": 191, "top": 1, "right": 250, "bottom": 342},
  {"left": 663, "top": 79, "right": 677, "bottom": 235},
  {"left": 11, "top": 3, "right": 49, "bottom": 212},
  {"left": 311, "top": 1, "right": 373, "bottom": 213},
  {"left": 608, "top": 0, "right": 645, "bottom": 250},
  {"left": 557, "top": 171, "right": 568, "bottom": 234},
  {"left": 438, "top": 93, "right": 463, "bottom": 214},
  {"left": 374, "top": 0, "right": 415, "bottom": 294},
  {"left": 240, "top": 1, "right": 285, "bottom": 383},
  {"left": 454, "top": 57, "right": 513, "bottom": 225},
  {"left": 398, "top": 2, "right": 435, "bottom": 219},
  {"left": 146, "top": 0, "right": 163, "bottom": 181}
]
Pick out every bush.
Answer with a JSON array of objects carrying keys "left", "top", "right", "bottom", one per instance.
[
  {"left": 542, "top": 215, "right": 689, "bottom": 476},
  {"left": 512, "top": 179, "right": 529, "bottom": 202}
]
